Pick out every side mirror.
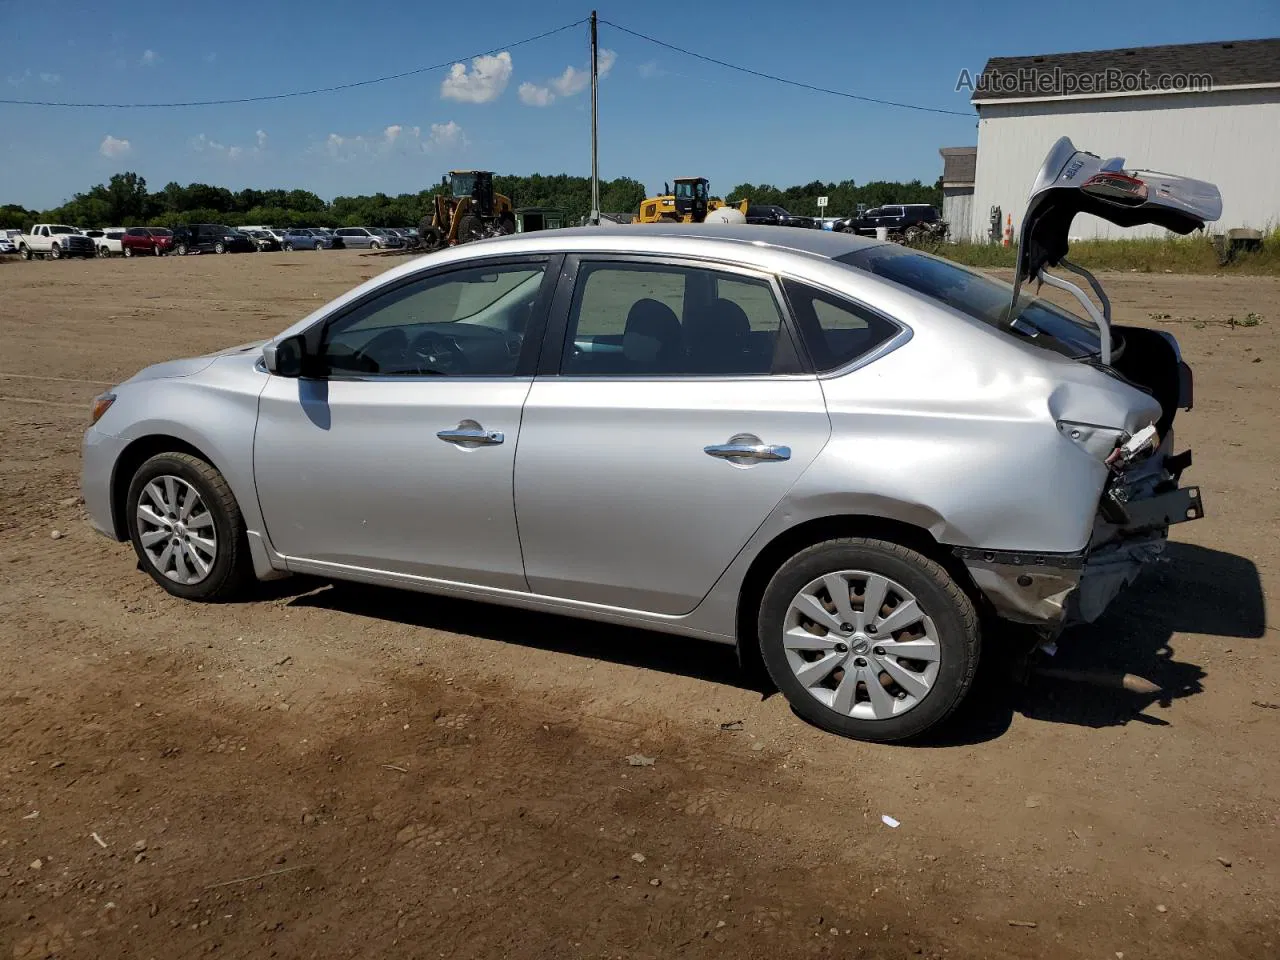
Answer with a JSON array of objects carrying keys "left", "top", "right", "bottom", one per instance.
[{"left": 263, "top": 334, "right": 306, "bottom": 378}]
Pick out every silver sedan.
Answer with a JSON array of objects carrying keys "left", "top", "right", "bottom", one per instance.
[{"left": 80, "top": 214, "right": 1206, "bottom": 741}]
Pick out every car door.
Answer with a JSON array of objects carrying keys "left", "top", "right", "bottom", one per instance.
[
  {"left": 514, "top": 255, "right": 832, "bottom": 616},
  {"left": 254, "top": 255, "right": 559, "bottom": 589}
]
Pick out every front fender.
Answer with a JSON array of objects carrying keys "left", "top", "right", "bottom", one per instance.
[{"left": 95, "top": 357, "right": 269, "bottom": 539}]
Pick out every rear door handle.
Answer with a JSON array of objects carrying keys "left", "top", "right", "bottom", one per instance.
[
  {"left": 704, "top": 442, "right": 791, "bottom": 462},
  {"left": 437, "top": 426, "right": 504, "bottom": 446}
]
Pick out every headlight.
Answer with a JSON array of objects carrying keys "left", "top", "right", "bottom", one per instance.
[{"left": 90, "top": 392, "right": 116, "bottom": 425}]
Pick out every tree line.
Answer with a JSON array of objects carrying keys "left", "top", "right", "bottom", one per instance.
[{"left": 1, "top": 171, "right": 942, "bottom": 232}]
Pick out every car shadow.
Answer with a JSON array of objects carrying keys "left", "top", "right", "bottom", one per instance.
[
  {"left": 927, "top": 541, "right": 1266, "bottom": 744},
  {"left": 287, "top": 581, "right": 757, "bottom": 693},
  {"left": 282, "top": 541, "right": 1265, "bottom": 746}
]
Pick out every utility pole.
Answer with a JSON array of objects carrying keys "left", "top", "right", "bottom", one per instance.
[{"left": 589, "top": 10, "right": 600, "bottom": 225}]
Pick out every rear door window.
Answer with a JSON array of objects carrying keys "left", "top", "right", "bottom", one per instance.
[{"left": 561, "top": 261, "right": 792, "bottom": 377}]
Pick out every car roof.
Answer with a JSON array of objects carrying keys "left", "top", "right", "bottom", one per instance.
[{"left": 488, "top": 222, "right": 883, "bottom": 260}]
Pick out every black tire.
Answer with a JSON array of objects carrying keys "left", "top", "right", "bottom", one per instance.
[
  {"left": 757, "top": 537, "right": 980, "bottom": 742},
  {"left": 370, "top": 240, "right": 381, "bottom": 250},
  {"left": 19, "top": 245, "right": 32, "bottom": 261},
  {"left": 124, "top": 245, "right": 134, "bottom": 258},
  {"left": 50, "top": 243, "right": 62, "bottom": 260},
  {"left": 154, "top": 245, "right": 163, "bottom": 257},
  {"left": 214, "top": 241, "right": 226, "bottom": 254},
  {"left": 498, "top": 213, "right": 516, "bottom": 236},
  {"left": 176, "top": 243, "right": 189, "bottom": 256},
  {"left": 457, "top": 214, "right": 482, "bottom": 243},
  {"left": 97, "top": 245, "right": 109, "bottom": 258},
  {"left": 126, "top": 452, "right": 255, "bottom": 602},
  {"left": 283, "top": 242, "right": 294, "bottom": 252}
]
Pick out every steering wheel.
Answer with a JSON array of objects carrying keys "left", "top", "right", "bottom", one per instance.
[{"left": 408, "top": 330, "right": 469, "bottom": 374}]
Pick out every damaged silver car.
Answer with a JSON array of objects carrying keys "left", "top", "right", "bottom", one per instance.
[{"left": 80, "top": 138, "right": 1219, "bottom": 741}]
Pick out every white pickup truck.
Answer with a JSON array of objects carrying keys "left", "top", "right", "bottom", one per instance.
[{"left": 18, "top": 224, "right": 97, "bottom": 260}]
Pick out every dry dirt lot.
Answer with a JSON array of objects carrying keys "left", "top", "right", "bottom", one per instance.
[{"left": 1, "top": 250, "right": 1277, "bottom": 960}]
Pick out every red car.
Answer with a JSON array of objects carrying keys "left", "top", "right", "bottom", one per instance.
[{"left": 121, "top": 227, "right": 174, "bottom": 257}]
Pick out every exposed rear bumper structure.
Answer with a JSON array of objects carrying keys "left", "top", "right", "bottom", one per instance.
[{"left": 957, "top": 481, "right": 1204, "bottom": 633}]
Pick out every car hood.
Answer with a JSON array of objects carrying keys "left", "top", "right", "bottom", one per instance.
[
  {"left": 1014, "top": 136, "right": 1222, "bottom": 283},
  {"left": 122, "top": 340, "right": 268, "bottom": 384}
]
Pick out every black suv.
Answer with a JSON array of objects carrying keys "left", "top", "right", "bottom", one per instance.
[
  {"left": 835, "top": 205, "right": 945, "bottom": 241},
  {"left": 744, "top": 205, "right": 818, "bottom": 229},
  {"left": 171, "top": 223, "right": 257, "bottom": 255}
]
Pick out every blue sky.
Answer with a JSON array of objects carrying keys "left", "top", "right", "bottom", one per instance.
[{"left": 2, "top": 0, "right": 1277, "bottom": 209}]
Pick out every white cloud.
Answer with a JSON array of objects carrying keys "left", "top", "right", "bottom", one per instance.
[
  {"left": 192, "top": 131, "right": 264, "bottom": 160},
  {"left": 140, "top": 49, "right": 159, "bottom": 66},
  {"left": 100, "top": 135, "right": 131, "bottom": 158},
  {"left": 549, "top": 65, "right": 587, "bottom": 97},
  {"left": 39, "top": 72, "right": 60, "bottom": 84},
  {"left": 440, "top": 51, "right": 511, "bottom": 103},
  {"left": 203, "top": 52, "right": 217, "bottom": 64},
  {"left": 427, "top": 120, "right": 465, "bottom": 151},
  {"left": 521, "top": 50, "right": 616, "bottom": 107},
  {"left": 518, "top": 82, "right": 555, "bottom": 107},
  {"left": 638, "top": 60, "right": 661, "bottom": 79},
  {"left": 6, "top": 69, "right": 31, "bottom": 87},
  {"left": 383, "top": 124, "right": 402, "bottom": 144}
]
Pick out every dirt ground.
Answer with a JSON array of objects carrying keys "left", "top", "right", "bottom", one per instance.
[{"left": 1, "top": 250, "right": 1276, "bottom": 960}]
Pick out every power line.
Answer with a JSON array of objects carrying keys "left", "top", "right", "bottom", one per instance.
[
  {"left": 0, "top": 18, "right": 587, "bottom": 108},
  {"left": 599, "top": 18, "right": 973, "bottom": 118}
]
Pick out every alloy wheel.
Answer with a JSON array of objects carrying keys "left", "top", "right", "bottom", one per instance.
[
  {"left": 782, "top": 570, "right": 941, "bottom": 721},
  {"left": 135, "top": 475, "right": 218, "bottom": 585}
]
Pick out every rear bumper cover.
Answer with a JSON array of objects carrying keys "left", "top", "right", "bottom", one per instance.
[{"left": 957, "top": 483, "right": 1204, "bottom": 631}]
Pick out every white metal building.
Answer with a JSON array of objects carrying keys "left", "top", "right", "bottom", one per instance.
[{"left": 969, "top": 38, "right": 1280, "bottom": 241}]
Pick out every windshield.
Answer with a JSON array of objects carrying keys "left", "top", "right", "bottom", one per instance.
[
  {"left": 451, "top": 173, "right": 476, "bottom": 198},
  {"left": 674, "top": 180, "right": 708, "bottom": 200},
  {"left": 837, "top": 245, "right": 1101, "bottom": 359}
]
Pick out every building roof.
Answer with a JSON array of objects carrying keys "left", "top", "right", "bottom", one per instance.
[
  {"left": 972, "top": 37, "right": 1280, "bottom": 104},
  {"left": 939, "top": 146, "right": 977, "bottom": 186}
]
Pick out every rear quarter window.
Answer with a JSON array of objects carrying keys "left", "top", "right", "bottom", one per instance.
[{"left": 782, "top": 279, "right": 901, "bottom": 373}]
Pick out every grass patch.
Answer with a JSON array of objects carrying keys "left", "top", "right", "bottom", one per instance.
[{"left": 931, "top": 229, "right": 1280, "bottom": 276}]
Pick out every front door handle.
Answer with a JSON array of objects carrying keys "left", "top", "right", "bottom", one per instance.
[
  {"left": 704, "top": 442, "right": 791, "bottom": 462},
  {"left": 437, "top": 424, "right": 504, "bottom": 446}
]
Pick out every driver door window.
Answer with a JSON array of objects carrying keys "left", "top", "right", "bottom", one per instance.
[{"left": 320, "top": 261, "right": 548, "bottom": 377}]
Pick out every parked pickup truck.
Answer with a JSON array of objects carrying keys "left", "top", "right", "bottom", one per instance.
[{"left": 18, "top": 224, "right": 97, "bottom": 260}]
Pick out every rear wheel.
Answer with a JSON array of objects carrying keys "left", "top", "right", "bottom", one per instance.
[
  {"left": 214, "top": 241, "right": 226, "bottom": 254},
  {"left": 369, "top": 240, "right": 381, "bottom": 250},
  {"left": 175, "top": 242, "right": 189, "bottom": 256},
  {"left": 283, "top": 242, "right": 294, "bottom": 252},
  {"left": 124, "top": 245, "right": 134, "bottom": 258},
  {"left": 757, "top": 537, "right": 979, "bottom": 742},
  {"left": 126, "top": 452, "right": 255, "bottom": 602}
]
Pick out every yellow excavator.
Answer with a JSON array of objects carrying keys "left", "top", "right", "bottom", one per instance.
[
  {"left": 636, "top": 177, "right": 748, "bottom": 224},
  {"left": 419, "top": 170, "right": 516, "bottom": 249}
]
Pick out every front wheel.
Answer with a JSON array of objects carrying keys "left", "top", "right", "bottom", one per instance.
[
  {"left": 154, "top": 245, "right": 164, "bottom": 257},
  {"left": 126, "top": 452, "right": 255, "bottom": 601},
  {"left": 97, "top": 245, "right": 109, "bottom": 258},
  {"left": 757, "top": 537, "right": 979, "bottom": 742},
  {"left": 283, "top": 242, "right": 294, "bottom": 252},
  {"left": 50, "top": 243, "right": 62, "bottom": 260}
]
